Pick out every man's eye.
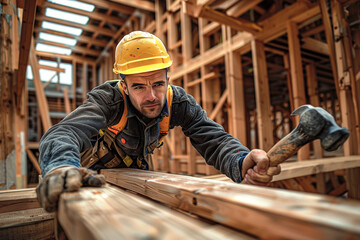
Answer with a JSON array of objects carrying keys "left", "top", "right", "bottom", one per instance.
[
  {"left": 134, "top": 86, "right": 144, "bottom": 90},
  {"left": 154, "top": 83, "right": 164, "bottom": 87}
]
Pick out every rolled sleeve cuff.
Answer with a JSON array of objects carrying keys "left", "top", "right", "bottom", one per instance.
[{"left": 236, "top": 152, "right": 249, "bottom": 183}]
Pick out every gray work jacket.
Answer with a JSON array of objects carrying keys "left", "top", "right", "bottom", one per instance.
[{"left": 39, "top": 82, "right": 249, "bottom": 182}]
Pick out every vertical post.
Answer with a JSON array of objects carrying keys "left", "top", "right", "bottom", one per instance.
[
  {"left": 287, "top": 21, "right": 310, "bottom": 160},
  {"left": 29, "top": 48, "right": 52, "bottom": 132},
  {"left": 92, "top": 64, "right": 97, "bottom": 89},
  {"left": 72, "top": 60, "right": 77, "bottom": 110},
  {"left": 251, "top": 39, "right": 274, "bottom": 151},
  {"left": 226, "top": 28, "right": 247, "bottom": 144},
  {"left": 319, "top": 0, "right": 340, "bottom": 99},
  {"left": 1, "top": 1, "right": 16, "bottom": 189},
  {"left": 15, "top": 86, "right": 27, "bottom": 188},
  {"left": 63, "top": 87, "right": 71, "bottom": 115},
  {"left": 82, "top": 62, "right": 88, "bottom": 102},
  {"left": 167, "top": 10, "right": 178, "bottom": 69},
  {"left": 155, "top": 0, "right": 165, "bottom": 42},
  {"left": 305, "top": 62, "right": 323, "bottom": 159},
  {"left": 331, "top": 0, "right": 359, "bottom": 199}
]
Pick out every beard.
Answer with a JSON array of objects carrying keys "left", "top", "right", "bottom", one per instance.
[{"left": 139, "top": 99, "right": 163, "bottom": 118}]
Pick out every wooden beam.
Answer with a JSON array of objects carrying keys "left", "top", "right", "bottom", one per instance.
[
  {"left": 226, "top": 0, "right": 262, "bottom": 17},
  {"left": 25, "top": 148, "right": 41, "bottom": 175},
  {"left": 209, "top": 89, "right": 228, "bottom": 120},
  {"left": 38, "top": 64, "right": 65, "bottom": 73},
  {"left": 331, "top": 0, "right": 360, "bottom": 200},
  {"left": 103, "top": 169, "right": 360, "bottom": 239},
  {"left": 34, "top": 27, "right": 108, "bottom": 47},
  {"left": 302, "top": 25, "right": 325, "bottom": 38},
  {"left": 197, "top": 6, "right": 262, "bottom": 34},
  {"left": 287, "top": 20, "right": 310, "bottom": 160},
  {"left": 202, "top": 22, "right": 221, "bottom": 37},
  {"left": 257, "top": 2, "right": 320, "bottom": 42},
  {"left": 58, "top": 185, "right": 246, "bottom": 239},
  {"left": 272, "top": 155, "right": 360, "bottom": 181},
  {"left": 305, "top": 62, "right": 324, "bottom": 159},
  {"left": 0, "top": 188, "right": 54, "bottom": 239},
  {"left": 251, "top": 40, "right": 273, "bottom": 151},
  {"left": 0, "top": 188, "right": 41, "bottom": 214},
  {"left": 35, "top": 50, "right": 95, "bottom": 63},
  {"left": 29, "top": 47, "right": 52, "bottom": 132},
  {"left": 155, "top": 0, "right": 165, "bottom": 42},
  {"left": 203, "top": 155, "right": 360, "bottom": 183},
  {"left": 63, "top": 87, "right": 71, "bottom": 115},
  {"left": 36, "top": 15, "right": 115, "bottom": 37},
  {"left": 82, "top": 62, "right": 88, "bottom": 102},
  {"left": 78, "top": 0, "right": 133, "bottom": 15},
  {"left": 170, "top": 32, "right": 253, "bottom": 80},
  {"left": 72, "top": 61, "right": 77, "bottom": 110},
  {"left": 16, "top": 0, "right": 37, "bottom": 110},
  {"left": 110, "top": 0, "right": 155, "bottom": 12},
  {"left": 0, "top": 208, "right": 54, "bottom": 239},
  {"left": 226, "top": 44, "right": 247, "bottom": 143},
  {"left": 42, "top": 1, "right": 126, "bottom": 26},
  {"left": 302, "top": 37, "right": 329, "bottom": 55},
  {"left": 319, "top": 0, "right": 340, "bottom": 99}
]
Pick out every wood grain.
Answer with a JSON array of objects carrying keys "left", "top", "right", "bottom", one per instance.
[
  {"left": 0, "top": 188, "right": 40, "bottom": 213},
  {"left": 58, "top": 185, "right": 251, "bottom": 240},
  {"left": 102, "top": 169, "right": 360, "bottom": 239},
  {"left": 205, "top": 156, "right": 360, "bottom": 182}
]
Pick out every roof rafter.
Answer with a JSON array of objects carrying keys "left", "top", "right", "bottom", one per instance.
[
  {"left": 34, "top": 27, "right": 108, "bottom": 47},
  {"left": 42, "top": 1, "right": 126, "bottom": 26},
  {"left": 78, "top": 0, "right": 134, "bottom": 15},
  {"left": 110, "top": 0, "right": 155, "bottom": 12},
  {"left": 36, "top": 15, "right": 116, "bottom": 36},
  {"left": 36, "top": 39, "right": 101, "bottom": 56},
  {"left": 35, "top": 50, "right": 95, "bottom": 63}
]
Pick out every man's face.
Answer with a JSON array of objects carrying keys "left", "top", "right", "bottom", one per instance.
[{"left": 120, "top": 69, "right": 169, "bottom": 119}]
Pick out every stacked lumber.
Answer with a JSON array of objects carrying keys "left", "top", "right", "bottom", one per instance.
[
  {"left": 102, "top": 169, "right": 360, "bottom": 239},
  {"left": 0, "top": 188, "right": 54, "bottom": 239},
  {"left": 58, "top": 185, "right": 253, "bottom": 240}
]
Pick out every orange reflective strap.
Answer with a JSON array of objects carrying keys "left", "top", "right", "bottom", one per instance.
[
  {"left": 159, "top": 85, "right": 173, "bottom": 134},
  {"left": 107, "top": 82, "right": 128, "bottom": 134}
]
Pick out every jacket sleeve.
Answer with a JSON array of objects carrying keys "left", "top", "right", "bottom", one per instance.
[
  {"left": 170, "top": 86, "right": 249, "bottom": 182},
  {"left": 39, "top": 82, "right": 124, "bottom": 176}
]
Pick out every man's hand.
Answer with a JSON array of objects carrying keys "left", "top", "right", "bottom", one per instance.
[
  {"left": 36, "top": 167, "right": 105, "bottom": 212},
  {"left": 241, "top": 149, "right": 281, "bottom": 186}
]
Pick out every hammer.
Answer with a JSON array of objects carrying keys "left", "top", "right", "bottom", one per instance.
[{"left": 242, "top": 104, "right": 350, "bottom": 181}]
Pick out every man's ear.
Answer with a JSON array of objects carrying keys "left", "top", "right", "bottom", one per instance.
[{"left": 120, "top": 81, "right": 129, "bottom": 95}]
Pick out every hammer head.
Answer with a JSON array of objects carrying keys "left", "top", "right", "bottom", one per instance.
[{"left": 291, "top": 105, "right": 350, "bottom": 151}]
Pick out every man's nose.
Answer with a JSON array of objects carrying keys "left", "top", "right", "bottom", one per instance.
[{"left": 145, "top": 87, "right": 156, "bottom": 101}]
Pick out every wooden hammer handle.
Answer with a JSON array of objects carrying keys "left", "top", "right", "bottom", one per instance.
[
  {"left": 241, "top": 127, "right": 310, "bottom": 182},
  {"left": 266, "top": 132, "right": 303, "bottom": 168}
]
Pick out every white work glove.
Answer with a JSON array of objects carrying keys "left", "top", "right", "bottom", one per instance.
[
  {"left": 241, "top": 149, "right": 281, "bottom": 186},
  {"left": 36, "top": 167, "right": 105, "bottom": 212}
]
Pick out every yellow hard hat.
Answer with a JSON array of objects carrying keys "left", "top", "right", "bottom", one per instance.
[{"left": 113, "top": 31, "right": 172, "bottom": 75}]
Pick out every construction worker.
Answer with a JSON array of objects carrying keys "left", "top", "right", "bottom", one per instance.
[{"left": 36, "top": 31, "right": 281, "bottom": 212}]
